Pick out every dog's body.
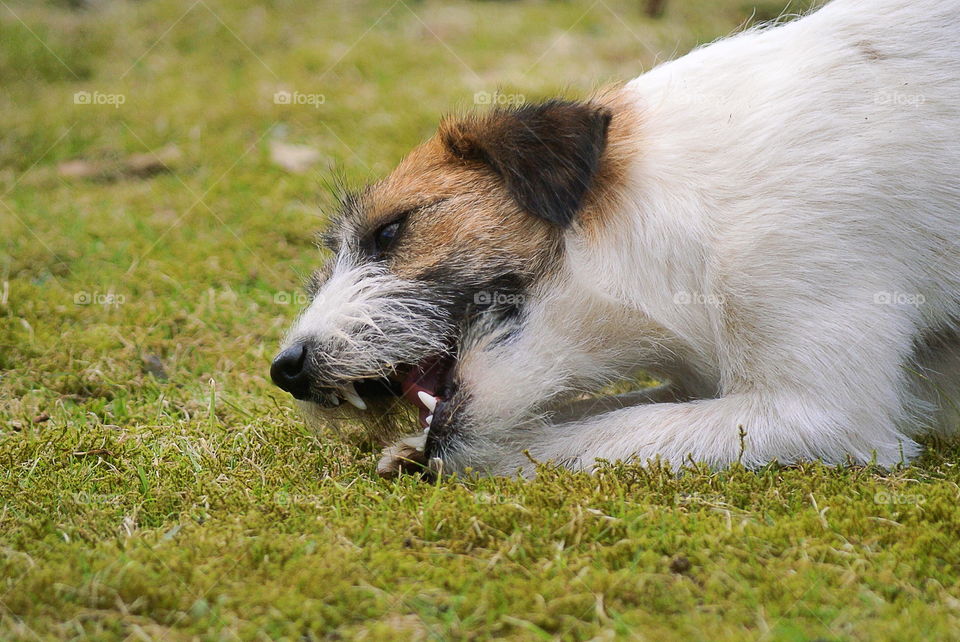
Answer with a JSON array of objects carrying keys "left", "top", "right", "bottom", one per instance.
[{"left": 272, "top": 0, "right": 960, "bottom": 477}]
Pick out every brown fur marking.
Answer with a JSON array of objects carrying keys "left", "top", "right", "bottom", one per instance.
[{"left": 342, "top": 88, "right": 642, "bottom": 281}]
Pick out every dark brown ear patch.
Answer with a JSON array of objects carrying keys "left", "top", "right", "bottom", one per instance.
[{"left": 441, "top": 100, "right": 612, "bottom": 228}]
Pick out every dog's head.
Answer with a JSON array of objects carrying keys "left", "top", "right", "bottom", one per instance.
[{"left": 271, "top": 99, "right": 620, "bottom": 443}]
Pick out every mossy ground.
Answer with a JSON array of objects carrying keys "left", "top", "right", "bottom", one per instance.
[{"left": 2, "top": 0, "right": 959, "bottom": 639}]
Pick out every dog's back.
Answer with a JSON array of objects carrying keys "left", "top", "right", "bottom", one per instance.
[{"left": 615, "top": 0, "right": 960, "bottom": 351}]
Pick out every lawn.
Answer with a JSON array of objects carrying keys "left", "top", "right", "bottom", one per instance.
[{"left": 3, "top": 0, "right": 960, "bottom": 639}]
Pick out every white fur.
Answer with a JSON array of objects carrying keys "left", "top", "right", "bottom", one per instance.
[
  {"left": 445, "top": 0, "right": 960, "bottom": 474},
  {"left": 286, "top": 254, "right": 451, "bottom": 383}
]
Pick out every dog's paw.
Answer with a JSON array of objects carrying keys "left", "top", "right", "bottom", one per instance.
[{"left": 377, "top": 435, "right": 430, "bottom": 479}]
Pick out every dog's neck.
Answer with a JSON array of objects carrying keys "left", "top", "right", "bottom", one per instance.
[{"left": 557, "top": 86, "right": 725, "bottom": 391}]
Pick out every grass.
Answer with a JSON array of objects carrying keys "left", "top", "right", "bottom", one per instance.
[{"left": 2, "top": 0, "right": 959, "bottom": 639}]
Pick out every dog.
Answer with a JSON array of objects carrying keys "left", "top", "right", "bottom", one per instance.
[{"left": 271, "top": 0, "right": 960, "bottom": 478}]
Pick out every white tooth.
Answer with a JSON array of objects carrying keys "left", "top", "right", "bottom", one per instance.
[
  {"left": 343, "top": 383, "right": 367, "bottom": 410},
  {"left": 417, "top": 391, "right": 438, "bottom": 412},
  {"left": 425, "top": 414, "right": 433, "bottom": 426},
  {"left": 330, "top": 396, "right": 340, "bottom": 406}
]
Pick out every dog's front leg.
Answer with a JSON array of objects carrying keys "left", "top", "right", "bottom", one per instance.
[{"left": 487, "top": 393, "right": 923, "bottom": 476}]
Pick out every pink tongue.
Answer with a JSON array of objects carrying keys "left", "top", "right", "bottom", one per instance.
[{"left": 400, "top": 356, "right": 444, "bottom": 426}]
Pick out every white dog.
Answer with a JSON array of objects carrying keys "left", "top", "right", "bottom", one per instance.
[{"left": 272, "top": 0, "right": 960, "bottom": 477}]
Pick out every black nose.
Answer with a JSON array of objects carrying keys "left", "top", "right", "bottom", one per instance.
[{"left": 270, "top": 343, "right": 311, "bottom": 399}]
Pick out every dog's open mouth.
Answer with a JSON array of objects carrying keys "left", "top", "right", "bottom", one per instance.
[
  {"left": 396, "top": 353, "right": 457, "bottom": 430},
  {"left": 313, "top": 352, "right": 457, "bottom": 432}
]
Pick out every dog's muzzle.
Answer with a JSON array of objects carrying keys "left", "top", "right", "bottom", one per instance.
[
  {"left": 271, "top": 341, "right": 364, "bottom": 407},
  {"left": 270, "top": 337, "right": 459, "bottom": 433},
  {"left": 271, "top": 336, "right": 452, "bottom": 409}
]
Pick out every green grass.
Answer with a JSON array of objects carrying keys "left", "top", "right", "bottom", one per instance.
[{"left": 3, "top": 0, "right": 959, "bottom": 639}]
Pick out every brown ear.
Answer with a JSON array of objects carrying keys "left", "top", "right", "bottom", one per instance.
[{"left": 441, "top": 100, "right": 612, "bottom": 228}]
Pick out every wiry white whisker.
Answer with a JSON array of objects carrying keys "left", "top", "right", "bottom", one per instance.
[{"left": 284, "top": 255, "right": 452, "bottom": 386}]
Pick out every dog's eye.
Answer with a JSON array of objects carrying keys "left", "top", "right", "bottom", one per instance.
[{"left": 373, "top": 220, "right": 402, "bottom": 257}]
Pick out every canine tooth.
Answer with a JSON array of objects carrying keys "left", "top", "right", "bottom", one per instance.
[
  {"left": 330, "top": 396, "right": 340, "bottom": 407},
  {"left": 425, "top": 414, "right": 433, "bottom": 426},
  {"left": 417, "top": 391, "right": 438, "bottom": 412},
  {"left": 343, "top": 383, "right": 367, "bottom": 410}
]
